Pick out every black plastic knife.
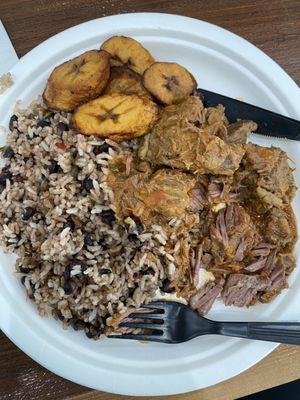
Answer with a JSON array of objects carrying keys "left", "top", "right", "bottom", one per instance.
[{"left": 197, "top": 88, "right": 300, "bottom": 141}]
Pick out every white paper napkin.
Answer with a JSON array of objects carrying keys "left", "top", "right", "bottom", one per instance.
[{"left": 0, "top": 20, "right": 18, "bottom": 74}]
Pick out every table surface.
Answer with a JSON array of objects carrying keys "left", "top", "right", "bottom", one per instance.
[{"left": 0, "top": 1, "right": 299, "bottom": 399}]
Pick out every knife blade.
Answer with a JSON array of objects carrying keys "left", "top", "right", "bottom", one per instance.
[{"left": 197, "top": 88, "right": 300, "bottom": 141}]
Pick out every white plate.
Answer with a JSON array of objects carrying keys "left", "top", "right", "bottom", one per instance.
[{"left": 0, "top": 13, "right": 300, "bottom": 396}]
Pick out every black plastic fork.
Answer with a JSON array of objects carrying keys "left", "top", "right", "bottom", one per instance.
[{"left": 109, "top": 301, "right": 300, "bottom": 344}]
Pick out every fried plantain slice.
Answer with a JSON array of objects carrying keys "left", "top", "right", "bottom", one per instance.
[
  {"left": 43, "top": 50, "right": 111, "bottom": 112},
  {"left": 142, "top": 62, "right": 197, "bottom": 105},
  {"left": 72, "top": 94, "right": 158, "bottom": 142},
  {"left": 103, "top": 66, "right": 152, "bottom": 99},
  {"left": 100, "top": 36, "right": 155, "bottom": 75}
]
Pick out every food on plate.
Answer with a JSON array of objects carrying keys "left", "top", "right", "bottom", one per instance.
[
  {"left": 72, "top": 94, "right": 158, "bottom": 141},
  {"left": 101, "top": 36, "right": 155, "bottom": 74},
  {"left": 139, "top": 96, "right": 249, "bottom": 174},
  {"left": 107, "top": 154, "right": 199, "bottom": 228},
  {"left": 143, "top": 62, "right": 197, "bottom": 105},
  {"left": 237, "top": 143, "right": 296, "bottom": 211},
  {"left": 103, "top": 66, "right": 152, "bottom": 99},
  {"left": 0, "top": 35, "right": 297, "bottom": 340},
  {"left": 43, "top": 50, "right": 111, "bottom": 111},
  {"left": 0, "top": 72, "right": 13, "bottom": 94}
]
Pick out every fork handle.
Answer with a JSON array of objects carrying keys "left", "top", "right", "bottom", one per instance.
[{"left": 217, "top": 321, "right": 300, "bottom": 345}]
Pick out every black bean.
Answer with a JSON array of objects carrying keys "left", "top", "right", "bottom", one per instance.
[
  {"left": 82, "top": 178, "right": 94, "bottom": 192},
  {"left": 21, "top": 276, "right": 26, "bottom": 286},
  {"left": 9, "top": 115, "right": 18, "bottom": 131},
  {"left": 124, "top": 223, "right": 130, "bottom": 232},
  {"left": 101, "top": 242, "right": 108, "bottom": 250},
  {"left": 132, "top": 217, "right": 144, "bottom": 234},
  {"left": 84, "top": 234, "right": 94, "bottom": 246},
  {"left": 26, "top": 133, "right": 38, "bottom": 141},
  {"left": 19, "top": 266, "right": 30, "bottom": 274},
  {"left": 133, "top": 272, "right": 141, "bottom": 280},
  {"left": 37, "top": 118, "right": 51, "bottom": 128},
  {"left": 63, "top": 218, "right": 75, "bottom": 231},
  {"left": 128, "top": 233, "right": 138, "bottom": 242},
  {"left": 128, "top": 286, "right": 136, "bottom": 296},
  {"left": 72, "top": 319, "right": 85, "bottom": 331},
  {"left": 63, "top": 280, "right": 75, "bottom": 295},
  {"left": 57, "top": 122, "right": 69, "bottom": 132},
  {"left": 142, "top": 267, "right": 155, "bottom": 276},
  {"left": 85, "top": 323, "right": 101, "bottom": 339},
  {"left": 0, "top": 172, "right": 12, "bottom": 184},
  {"left": 73, "top": 149, "right": 78, "bottom": 159},
  {"left": 57, "top": 311, "right": 65, "bottom": 321},
  {"left": 70, "top": 259, "right": 87, "bottom": 271},
  {"left": 99, "top": 268, "right": 111, "bottom": 275},
  {"left": 85, "top": 330, "right": 94, "bottom": 339},
  {"left": 22, "top": 207, "right": 36, "bottom": 221},
  {"left": 93, "top": 142, "right": 110, "bottom": 155},
  {"left": 161, "top": 278, "right": 175, "bottom": 293},
  {"left": 47, "top": 159, "right": 61, "bottom": 174},
  {"left": 63, "top": 265, "right": 71, "bottom": 280},
  {"left": 2, "top": 146, "right": 14, "bottom": 159},
  {"left": 64, "top": 259, "right": 87, "bottom": 280},
  {"left": 100, "top": 209, "right": 116, "bottom": 224}
]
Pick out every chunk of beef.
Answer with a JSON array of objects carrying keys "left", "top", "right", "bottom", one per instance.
[
  {"left": 268, "top": 263, "right": 286, "bottom": 292},
  {"left": 188, "top": 176, "right": 209, "bottom": 212},
  {"left": 222, "top": 274, "right": 271, "bottom": 307},
  {"left": 260, "top": 257, "right": 288, "bottom": 303},
  {"left": 202, "top": 105, "right": 228, "bottom": 137},
  {"left": 189, "top": 174, "right": 239, "bottom": 212},
  {"left": 139, "top": 96, "right": 245, "bottom": 175},
  {"left": 190, "top": 279, "right": 224, "bottom": 315},
  {"left": 245, "top": 243, "right": 275, "bottom": 272},
  {"left": 210, "top": 204, "right": 257, "bottom": 262},
  {"left": 245, "top": 257, "right": 267, "bottom": 272},
  {"left": 139, "top": 168, "right": 197, "bottom": 220},
  {"left": 276, "top": 252, "right": 296, "bottom": 275},
  {"left": 250, "top": 242, "right": 274, "bottom": 257},
  {"left": 242, "top": 144, "right": 296, "bottom": 209},
  {"left": 201, "top": 137, "right": 245, "bottom": 176},
  {"left": 107, "top": 153, "right": 197, "bottom": 227},
  {"left": 265, "top": 208, "right": 293, "bottom": 247},
  {"left": 259, "top": 252, "right": 293, "bottom": 303},
  {"left": 206, "top": 175, "right": 242, "bottom": 210},
  {"left": 204, "top": 105, "right": 228, "bottom": 127},
  {"left": 191, "top": 243, "right": 207, "bottom": 288},
  {"left": 218, "top": 120, "right": 257, "bottom": 144}
]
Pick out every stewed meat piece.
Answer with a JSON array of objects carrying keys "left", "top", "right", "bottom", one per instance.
[
  {"left": 190, "top": 279, "right": 224, "bottom": 315},
  {"left": 209, "top": 204, "right": 258, "bottom": 263},
  {"left": 240, "top": 143, "right": 296, "bottom": 209},
  {"left": 219, "top": 120, "right": 258, "bottom": 144},
  {"left": 138, "top": 96, "right": 246, "bottom": 175},
  {"left": 107, "top": 153, "right": 199, "bottom": 227},
  {"left": 222, "top": 274, "right": 271, "bottom": 307},
  {"left": 259, "top": 252, "right": 296, "bottom": 303},
  {"left": 265, "top": 207, "right": 294, "bottom": 248}
]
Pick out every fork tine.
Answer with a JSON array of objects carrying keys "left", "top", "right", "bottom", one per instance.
[
  {"left": 108, "top": 333, "right": 164, "bottom": 342},
  {"left": 120, "top": 321, "right": 164, "bottom": 331},
  {"left": 141, "top": 302, "right": 165, "bottom": 311},
  {"left": 127, "top": 312, "right": 164, "bottom": 320}
]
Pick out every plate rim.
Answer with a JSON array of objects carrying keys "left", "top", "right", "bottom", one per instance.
[{"left": 0, "top": 12, "right": 299, "bottom": 396}]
